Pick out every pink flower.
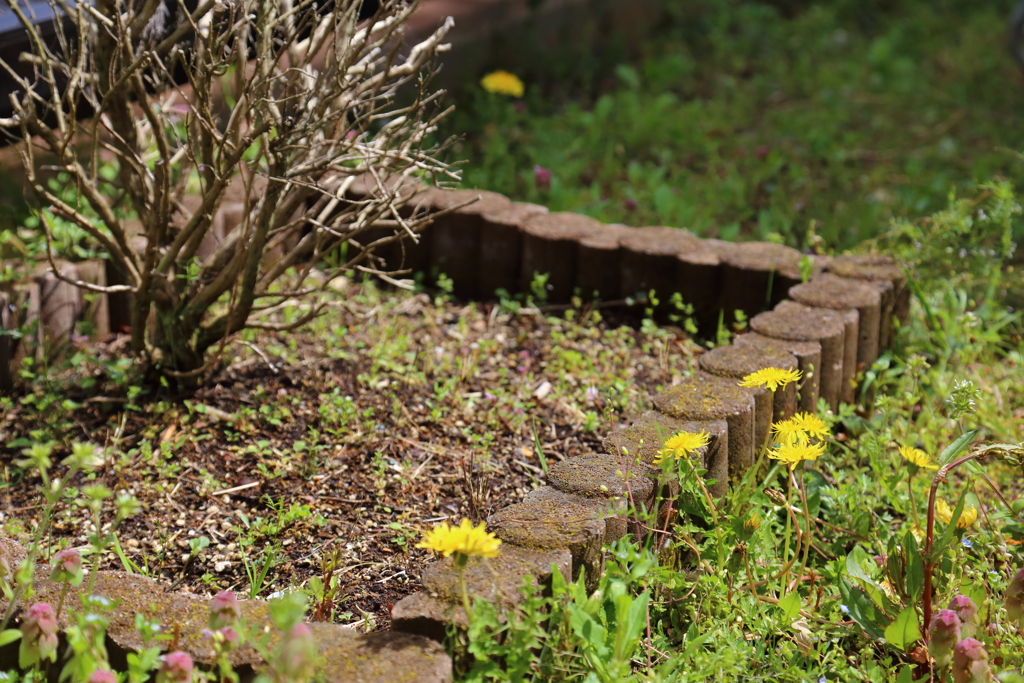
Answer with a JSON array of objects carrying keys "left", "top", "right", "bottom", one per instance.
[
  {"left": 948, "top": 595, "right": 978, "bottom": 637},
  {"left": 927, "top": 609, "right": 960, "bottom": 667},
  {"left": 157, "top": 651, "right": 193, "bottom": 683},
  {"left": 209, "top": 590, "right": 240, "bottom": 629},
  {"left": 89, "top": 670, "right": 118, "bottom": 683},
  {"left": 533, "top": 165, "right": 551, "bottom": 192},
  {"left": 951, "top": 638, "right": 992, "bottom": 683},
  {"left": 20, "top": 602, "right": 59, "bottom": 666},
  {"left": 274, "top": 623, "right": 317, "bottom": 682},
  {"left": 50, "top": 548, "right": 83, "bottom": 585}
]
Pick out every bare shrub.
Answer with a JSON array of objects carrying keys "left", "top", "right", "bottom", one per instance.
[{"left": 0, "top": 0, "right": 455, "bottom": 380}]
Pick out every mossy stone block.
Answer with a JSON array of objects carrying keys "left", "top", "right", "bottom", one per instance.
[
  {"left": 311, "top": 625, "right": 452, "bottom": 683},
  {"left": 0, "top": 564, "right": 453, "bottom": 682},
  {"left": 751, "top": 303, "right": 846, "bottom": 410},
  {"left": 777, "top": 300, "right": 859, "bottom": 405},
  {"left": 602, "top": 411, "right": 691, "bottom": 465},
  {"left": 422, "top": 544, "right": 571, "bottom": 605},
  {"left": 735, "top": 332, "right": 821, "bottom": 414},
  {"left": 478, "top": 201, "right": 548, "bottom": 299},
  {"left": 699, "top": 342, "right": 797, "bottom": 433},
  {"left": 391, "top": 591, "right": 467, "bottom": 643},
  {"left": 547, "top": 453, "right": 654, "bottom": 505},
  {"left": 487, "top": 497, "right": 606, "bottom": 587},
  {"left": 524, "top": 485, "right": 629, "bottom": 543},
  {"left": 827, "top": 253, "right": 907, "bottom": 350},
  {"left": 653, "top": 374, "right": 756, "bottom": 484}
]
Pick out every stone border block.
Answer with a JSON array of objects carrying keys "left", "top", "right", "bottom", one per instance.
[
  {"left": 486, "top": 496, "right": 606, "bottom": 586},
  {"left": 749, "top": 303, "right": 845, "bottom": 410},
  {"left": 547, "top": 453, "right": 654, "bottom": 505},
  {"left": 789, "top": 273, "right": 881, "bottom": 371},
  {"left": 699, "top": 342, "right": 798, "bottom": 433},
  {"left": 653, "top": 374, "right": 756, "bottom": 484},
  {"left": 734, "top": 332, "right": 822, "bottom": 413},
  {"left": 478, "top": 201, "right": 548, "bottom": 299}
]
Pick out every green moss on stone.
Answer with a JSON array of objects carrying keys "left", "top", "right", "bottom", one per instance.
[
  {"left": 487, "top": 500, "right": 605, "bottom": 552},
  {"left": 653, "top": 375, "right": 754, "bottom": 421},
  {"left": 547, "top": 453, "right": 653, "bottom": 500},
  {"left": 422, "top": 545, "right": 570, "bottom": 603}
]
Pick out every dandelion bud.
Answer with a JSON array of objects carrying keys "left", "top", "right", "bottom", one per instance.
[
  {"left": 209, "top": 590, "right": 240, "bottom": 629},
  {"left": 533, "top": 165, "right": 551, "bottom": 191},
  {"left": 1005, "top": 567, "right": 1024, "bottom": 628},
  {"left": 275, "top": 623, "right": 317, "bottom": 682},
  {"left": 743, "top": 514, "right": 761, "bottom": 531},
  {"left": 951, "top": 638, "right": 993, "bottom": 683},
  {"left": 49, "top": 548, "right": 83, "bottom": 586},
  {"left": 949, "top": 595, "right": 979, "bottom": 638},
  {"left": 89, "top": 670, "right": 117, "bottom": 683},
  {"left": 927, "top": 609, "right": 960, "bottom": 667},
  {"left": 157, "top": 651, "right": 193, "bottom": 683}
]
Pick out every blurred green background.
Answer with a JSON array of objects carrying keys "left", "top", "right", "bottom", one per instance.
[{"left": 443, "top": 0, "right": 1024, "bottom": 252}]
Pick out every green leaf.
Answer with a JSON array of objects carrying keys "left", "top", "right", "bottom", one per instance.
[
  {"left": 839, "top": 578, "right": 888, "bottom": 641},
  {"left": 0, "top": 629, "right": 21, "bottom": 646},
  {"left": 937, "top": 429, "right": 978, "bottom": 466},
  {"left": 778, "top": 591, "right": 802, "bottom": 619},
  {"left": 904, "top": 532, "right": 924, "bottom": 602},
  {"left": 932, "top": 488, "right": 969, "bottom": 558},
  {"left": 884, "top": 606, "right": 921, "bottom": 651}
]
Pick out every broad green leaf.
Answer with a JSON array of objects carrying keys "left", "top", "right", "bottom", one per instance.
[
  {"left": 846, "top": 547, "right": 890, "bottom": 610},
  {"left": 0, "top": 629, "right": 20, "bottom": 646},
  {"left": 778, "top": 591, "right": 802, "bottom": 619},
  {"left": 839, "top": 579, "right": 888, "bottom": 641},
  {"left": 884, "top": 606, "right": 921, "bottom": 650},
  {"left": 938, "top": 429, "right": 978, "bottom": 466}
]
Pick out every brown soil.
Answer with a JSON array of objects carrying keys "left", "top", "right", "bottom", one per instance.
[{"left": 0, "top": 280, "right": 700, "bottom": 631}]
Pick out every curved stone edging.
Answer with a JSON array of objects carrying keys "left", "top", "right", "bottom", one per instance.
[{"left": 381, "top": 181, "right": 908, "bottom": 646}]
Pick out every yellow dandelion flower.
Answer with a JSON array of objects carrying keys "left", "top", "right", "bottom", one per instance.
[
  {"left": 910, "top": 524, "right": 925, "bottom": 543},
  {"left": 935, "top": 500, "right": 977, "bottom": 529},
  {"left": 743, "top": 513, "right": 762, "bottom": 531},
  {"left": 898, "top": 445, "right": 938, "bottom": 470},
  {"left": 768, "top": 441, "right": 826, "bottom": 470},
  {"left": 738, "top": 367, "right": 802, "bottom": 393},
  {"left": 416, "top": 519, "right": 501, "bottom": 559},
  {"left": 959, "top": 506, "right": 978, "bottom": 528},
  {"left": 772, "top": 417, "right": 810, "bottom": 446},
  {"left": 653, "top": 430, "right": 711, "bottom": 465},
  {"left": 792, "top": 412, "right": 829, "bottom": 441},
  {"left": 480, "top": 70, "right": 524, "bottom": 97}
]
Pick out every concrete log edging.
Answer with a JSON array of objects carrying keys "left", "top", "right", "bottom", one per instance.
[
  {"left": 1, "top": 181, "right": 909, "bottom": 681},
  {"left": 385, "top": 184, "right": 909, "bottom": 648}
]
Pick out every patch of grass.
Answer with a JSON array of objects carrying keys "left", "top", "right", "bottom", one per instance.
[{"left": 449, "top": 0, "right": 1024, "bottom": 250}]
